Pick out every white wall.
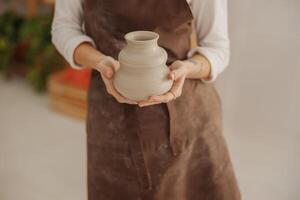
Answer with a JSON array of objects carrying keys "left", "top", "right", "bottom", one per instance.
[
  {"left": 217, "top": 0, "right": 300, "bottom": 135},
  {"left": 215, "top": 1, "right": 300, "bottom": 199}
]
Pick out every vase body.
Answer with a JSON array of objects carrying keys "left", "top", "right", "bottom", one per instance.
[{"left": 113, "top": 31, "right": 173, "bottom": 101}]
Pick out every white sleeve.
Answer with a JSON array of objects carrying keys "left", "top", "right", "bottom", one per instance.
[
  {"left": 51, "top": 0, "right": 95, "bottom": 69},
  {"left": 188, "top": 0, "right": 230, "bottom": 82}
]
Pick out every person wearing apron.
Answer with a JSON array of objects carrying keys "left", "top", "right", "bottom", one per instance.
[{"left": 52, "top": 0, "right": 241, "bottom": 199}]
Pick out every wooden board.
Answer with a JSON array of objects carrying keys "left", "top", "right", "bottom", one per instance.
[
  {"left": 48, "top": 70, "right": 89, "bottom": 120},
  {"left": 49, "top": 97, "right": 86, "bottom": 120}
]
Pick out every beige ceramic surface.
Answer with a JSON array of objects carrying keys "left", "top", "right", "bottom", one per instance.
[{"left": 113, "top": 31, "right": 173, "bottom": 101}]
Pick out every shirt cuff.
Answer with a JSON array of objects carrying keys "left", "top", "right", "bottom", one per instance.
[
  {"left": 64, "top": 35, "right": 96, "bottom": 69},
  {"left": 187, "top": 47, "right": 221, "bottom": 83}
]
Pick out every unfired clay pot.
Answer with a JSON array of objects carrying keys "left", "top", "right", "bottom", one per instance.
[{"left": 113, "top": 31, "right": 173, "bottom": 101}]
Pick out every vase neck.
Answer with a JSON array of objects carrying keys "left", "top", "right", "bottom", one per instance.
[{"left": 125, "top": 31, "right": 159, "bottom": 51}]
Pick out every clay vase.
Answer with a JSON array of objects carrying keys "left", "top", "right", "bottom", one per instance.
[{"left": 113, "top": 31, "right": 173, "bottom": 101}]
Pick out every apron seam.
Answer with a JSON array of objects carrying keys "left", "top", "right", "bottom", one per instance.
[{"left": 136, "top": 107, "right": 153, "bottom": 191}]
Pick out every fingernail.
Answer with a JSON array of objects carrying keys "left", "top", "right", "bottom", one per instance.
[
  {"left": 106, "top": 70, "right": 112, "bottom": 78},
  {"left": 151, "top": 96, "right": 158, "bottom": 101}
]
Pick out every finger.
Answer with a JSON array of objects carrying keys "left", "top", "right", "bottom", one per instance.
[
  {"left": 112, "top": 92, "right": 137, "bottom": 104},
  {"left": 169, "top": 60, "right": 183, "bottom": 70},
  {"left": 97, "top": 64, "right": 114, "bottom": 79},
  {"left": 110, "top": 58, "right": 120, "bottom": 71},
  {"left": 150, "top": 92, "right": 174, "bottom": 103},
  {"left": 107, "top": 84, "right": 136, "bottom": 104},
  {"left": 138, "top": 97, "right": 157, "bottom": 106},
  {"left": 96, "top": 57, "right": 120, "bottom": 79},
  {"left": 169, "top": 61, "right": 187, "bottom": 80},
  {"left": 139, "top": 101, "right": 161, "bottom": 107},
  {"left": 104, "top": 57, "right": 120, "bottom": 73},
  {"left": 140, "top": 77, "right": 185, "bottom": 105},
  {"left": 119, "top": 96, "right": 138, "bottom": 104},
  {"left": 169, "top": 76, "right": 185, "bottom": 97},
  {"left": 150, "top": 77, "right": 185, "bottom": 102},
  {"left": 112, "top": 90, "right": 138, "bottom": 104},
  {"left": 103, "top": 78, "right": 137, "bottom": 104},
  {"left": 169, "top": 67, "right": 187, "bottom": 80}
]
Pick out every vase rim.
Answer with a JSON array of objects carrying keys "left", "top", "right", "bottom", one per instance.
[{"left": 125, "top": 31, "right": 159, "bottom": 45}]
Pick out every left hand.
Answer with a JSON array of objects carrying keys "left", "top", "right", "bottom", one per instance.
[{"left": 138, "top": 60, "right": 192, "bottom": 107}]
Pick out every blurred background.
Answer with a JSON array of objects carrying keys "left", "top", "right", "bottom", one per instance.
[{"left": 0, "top": 0, "right": 299, "bottom": 200}]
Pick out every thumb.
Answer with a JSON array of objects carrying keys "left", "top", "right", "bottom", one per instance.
[
  {"left": 96, "top": 65, "right": 114, "bottom": 79},
  {"left": 96, "top": 63, "right": 114, "bottom": 79},
  {"left": 102, "top": 66, "right": 114, "bottom": 79},
  {"left": 96, "top": 56, "right": 120, "bottom": 79},
  {"left": 169, "top": 66, "right": 187, "bottom": 80}
]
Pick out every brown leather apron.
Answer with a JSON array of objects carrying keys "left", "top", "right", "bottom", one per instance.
[{"left": 84, "top": 0, "right": 241, "bottom": 199}]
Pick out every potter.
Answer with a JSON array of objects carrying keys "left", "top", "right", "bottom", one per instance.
[
  {"left": 52, "top": 0, "right": 241, "bottom": 198},
  {"left": 113, "top": 31, "right": 173, "bottom": 101}
]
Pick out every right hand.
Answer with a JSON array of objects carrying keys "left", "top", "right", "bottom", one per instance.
[{"left": 93, "top": 56, "right": 137, "bottom": 104}]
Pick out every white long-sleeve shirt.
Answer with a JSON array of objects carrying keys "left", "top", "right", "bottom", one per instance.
[{"left": 51, "top": 0, "right": 229, "bottom": 82}]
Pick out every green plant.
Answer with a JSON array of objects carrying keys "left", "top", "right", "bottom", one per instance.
[
  {"left": 0, "top": 11, "right": 24, "bottom": 71},
  {"left": 0, "top": 11, "right": 64, "bottom": 92}
]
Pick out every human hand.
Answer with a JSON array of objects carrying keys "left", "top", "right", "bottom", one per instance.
[
  {"left": 93, "top": 56, "right": 138, "bottom": 104},
  {"left": 138, "top": 60, "right": 194, "bottom": 107}
]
